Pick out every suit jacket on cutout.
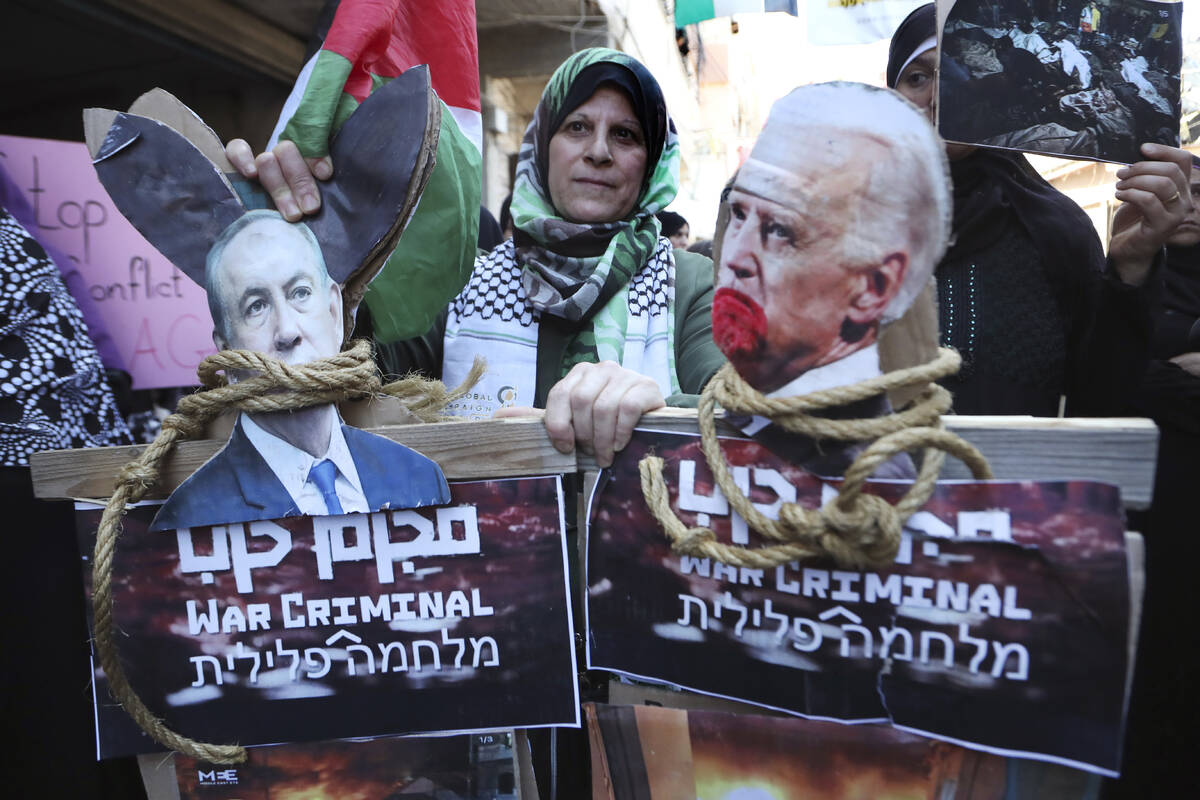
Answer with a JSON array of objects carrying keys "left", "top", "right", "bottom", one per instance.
[{"left": 149, "top": 417, "right": 450, "bottom": 532}]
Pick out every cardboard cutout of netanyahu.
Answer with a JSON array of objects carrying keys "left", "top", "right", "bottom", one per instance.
[
  {"left": 711, "top": 82, "right": 951, "bottom": 477},
  {"left": 84, "top": 74, "right": 450, "bottom": 531}
]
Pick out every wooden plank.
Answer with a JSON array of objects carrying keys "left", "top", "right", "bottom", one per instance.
[
  {"left": 29, "top": 418, "right": 574, "bottom": 501},
  {"left": 939, "top": 417, "right": 1159, "bottom": 508},
  {"left": 578, "top": 412, "right": 1160, "bottom": 510},
  {"left": 30, "top": 412, "right": 1159, "bottom": 508},
  {"left": 99, "top": 0, "right": 305, "bottom": 84}
]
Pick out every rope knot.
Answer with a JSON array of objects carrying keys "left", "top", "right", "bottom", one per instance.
[
  {"left": 820, "top": 493, "right": 903, "bottom": 567},
  {"left": 116, "top": 461, "right": 157, "bottom": 492},
  {"left": 774, "top": 502, "right": 823, "bottom": 543},
  {"left": 639, "top": 349, "right": 992, "bottom": 571}
]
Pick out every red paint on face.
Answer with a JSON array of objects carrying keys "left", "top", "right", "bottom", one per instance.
[{"left": 712, "top": 287, "right": 767, "bottom": 368}]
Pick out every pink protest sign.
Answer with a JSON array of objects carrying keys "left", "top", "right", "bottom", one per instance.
[{"left": 0, "top": 134, "right": 215, "bottom": 388}]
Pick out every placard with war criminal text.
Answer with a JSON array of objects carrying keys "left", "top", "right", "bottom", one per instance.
[
  {"left": 586, "top": 429, "right": 1131, "bottom": 776},
  {"left": 77, "top": 476, "right": 579, "bottom": 758}
]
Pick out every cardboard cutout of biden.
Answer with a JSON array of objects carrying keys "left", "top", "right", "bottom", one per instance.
[
  {"left": 711, "top": 82, "right": 952, "bottom": 478},
  {"left": 83, "top": 78, "right": 450, "bottom": 532}
]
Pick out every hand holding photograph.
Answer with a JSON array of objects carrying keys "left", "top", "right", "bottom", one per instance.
[{"left": 936, "top": 0, "right": 1182, "bottom": 163}]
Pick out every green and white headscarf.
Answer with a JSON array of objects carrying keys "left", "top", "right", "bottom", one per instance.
[
  {"left": 511, "top": 47, "right": 680, "bottom": 373},
  {"left": 440, "top": 49, "right": 683, "bottom": 416}
]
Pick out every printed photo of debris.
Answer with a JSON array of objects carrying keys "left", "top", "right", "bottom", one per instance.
[{"left": 939, "top": 0, "right": 1182, "bottom": 163}]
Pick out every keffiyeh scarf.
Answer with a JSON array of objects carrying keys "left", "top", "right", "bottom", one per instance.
[{"left": 442, "top": 236, "right": 680, "bottom": 417}]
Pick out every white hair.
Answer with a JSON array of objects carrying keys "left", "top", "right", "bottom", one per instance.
[{"left": 739, "top": 81, "right": 952, "bottom": 324}]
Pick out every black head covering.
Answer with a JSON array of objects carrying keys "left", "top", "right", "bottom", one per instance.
[
  {"left": 948, "top": 151, "right": 1104, "bottom": 275},
  {"left": 536, "top": 60, "right": 668, "bottom": 195},
  {"left": 656, "top": 210, "right": 687, "bottom": 237},
  {"left": 478, "top": 205, "right": 503, "bottom": 251},
  {"left": 886, "top": 3, "right": 937, "bottom": 88},
  {"left": 499, "top": 192, "right": 513, "bottom": 234},
  {"left": 1163, "top": 244, "right": 1200, "bottom": 324}
]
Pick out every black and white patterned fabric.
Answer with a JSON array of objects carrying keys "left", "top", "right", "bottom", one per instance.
[
  {"left": 441, "top": 236, "right": 679, "bottom": 419},
  {"left": 0, "top": 209, "right": 132, "bottom": 465},
  {"left": 451, "top": 240, "right": 536, "bottom": 326},
  {"left": 626, "top": 242, "right": 672, "bottom": 317}
]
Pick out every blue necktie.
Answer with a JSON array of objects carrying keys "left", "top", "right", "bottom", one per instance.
[{"left": 307, "top": 459, "right": 344, "bottom": 515}]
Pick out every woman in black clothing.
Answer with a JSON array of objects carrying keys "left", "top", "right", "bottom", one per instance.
[
  {"left": 888, "top": 8, "right": 1196, "bottom": 794},
  {"left": 886, "top": 3, "right": 1191, "bottom": 416},
  {"left": 1109, "top": 170, "right": 1200, "bottom": 799}
]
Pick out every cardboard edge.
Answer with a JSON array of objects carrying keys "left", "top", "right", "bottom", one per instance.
[
  {"left": 514, "top": 729, "right": 541, "bottom": 800},
  {"left": 82, "top": 108, "right": 119, "bottom": 159},
  {"left": 1122, "top": 531, "right": 1145, "bottom": 718},
  {"left": 128, "top": 87, "right": 235, "bottom": 173},
  {"left": 137, "top": 753, "right": 181, "bottom": 800}
]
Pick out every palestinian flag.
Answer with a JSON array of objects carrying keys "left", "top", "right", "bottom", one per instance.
[
  {"left": 675, "top": 0, "right": 798, "bottom": 27},
  {"left": 271, "top": 0, "right": 482, "bottom": 344}
]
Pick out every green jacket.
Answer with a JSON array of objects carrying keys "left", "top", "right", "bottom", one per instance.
[{"left": 374, "top": 247, "right": 725, "bottom": 406}]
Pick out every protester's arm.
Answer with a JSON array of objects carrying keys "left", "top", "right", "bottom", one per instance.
[
  {"left": 1063, "top": 266, "right": 1153, "bottom": 415},
  {"left": 1108, "top": 143, "right": 1193, "bottom": 286},
  {"left": 1128, "top": 358, "right": 1200, "bottom": 435},
  {"left": 1063, "top": 144, "right": 1190, "bottom": 415},
  {"left": 537, "top": 362, "right": 666, "bottom": 468}
]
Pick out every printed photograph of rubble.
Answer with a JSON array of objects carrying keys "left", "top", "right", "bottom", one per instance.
[{"left": 939, "top": 0, "right": 1182, "bottom": 163}]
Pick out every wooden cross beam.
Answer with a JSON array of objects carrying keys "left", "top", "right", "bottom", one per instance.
[{"left": 29, "top": 412, "right": 1159, "bottom": 508}]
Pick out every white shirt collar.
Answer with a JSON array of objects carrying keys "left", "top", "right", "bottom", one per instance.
[
  {"left": 768, "top": 344, "right": 881, "bottom": 398},
  {"left": 739, "top": 345, "right": 881, "bottom": 436},
  {"left": 239, "top": 406, "right": 366, "bottom": 513}
]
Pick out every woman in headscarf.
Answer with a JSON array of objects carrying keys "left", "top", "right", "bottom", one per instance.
[
  {"left": 886, "top": 3, "right": 1189, "bottom": 416},
  {"left": 1, "top": 166, "right": 141, "bottom": 800},
  {"left": 385, "top": 51, "right": 723, "bottom": 796},
  {"left": 382, "top": 48, "right": 724, "bottom": 464}
]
